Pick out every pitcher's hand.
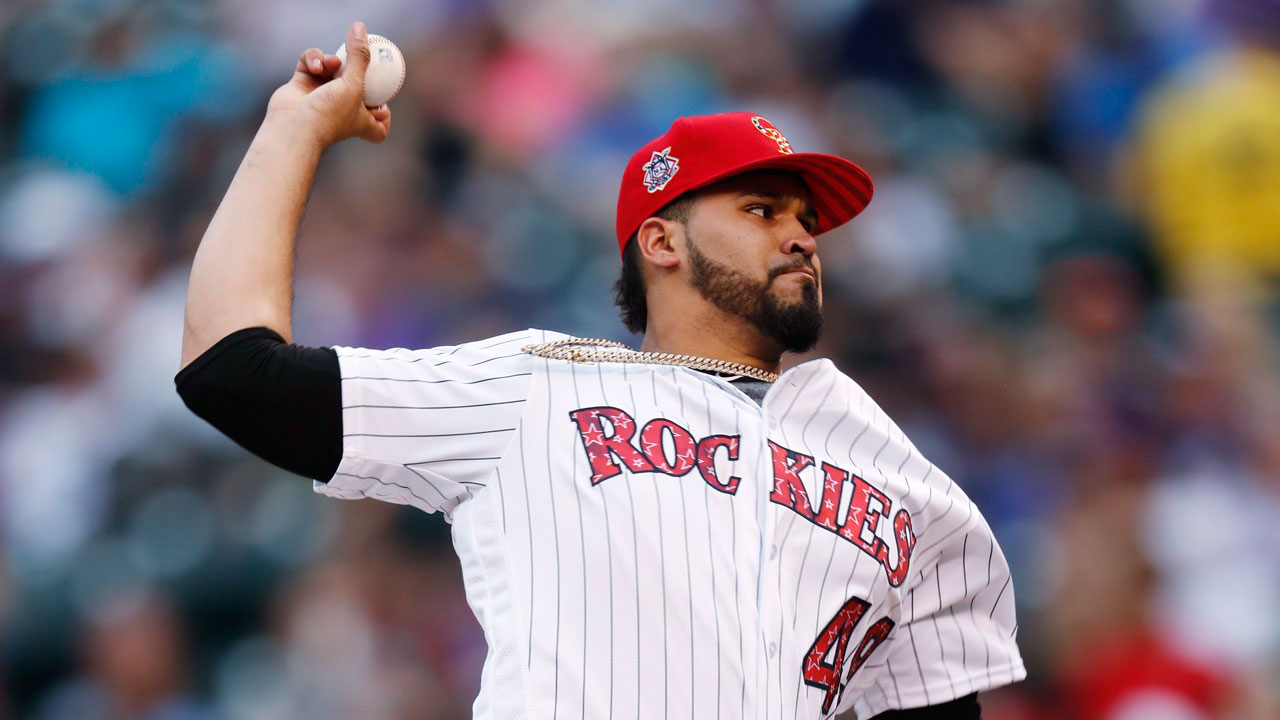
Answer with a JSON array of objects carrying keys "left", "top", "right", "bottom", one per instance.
[{"left": 266, "top": 21, "right": 391, "bottom": 149}]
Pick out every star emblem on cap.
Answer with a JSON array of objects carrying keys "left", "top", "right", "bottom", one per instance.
[{"left": 641, "top": 146, "right": 680, "bottom": 193}]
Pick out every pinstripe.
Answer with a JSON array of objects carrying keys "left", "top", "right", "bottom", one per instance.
[
  {"left": 958, "top": 534, "right": 970, "bottom": 667},
  {"left": 770, "top": 493, "right": 798, "bottom": 719},
  {"left": 340, "top": 334, "right": 526, "bottom": 361},
  {"left": 344, "top": 398, "right": 524, "bottom": 410},
  {"left": 933, "top": 569, "right": 957, "bottom": 699},
  {"left": 768, "top": 366, "right": 824, "bottom": 719},
  {"left": 815, "top": 391, "right": 872, "bottom": 717},
  {"left": 988, "top": 577, "right": 1011, "bottom": 620},
  {"left": 338, "top": 349, "right": 527, "bottom": 368},
  {"left": 521, "top": 407, "right": 537, "bottom": 673},
  {"left": 666, "top": 370, "right": 700, "bottom": 715},
  {"left": 588, "top": 364, "right": 617, "bottom": 720},
  {"left": 699, "top": 380, "right": 724, "bottom": 720},
  {"left": 332, "top": 471, "right": 436, "bottom": 506},
  {"left": 905, "top": 609, "right": 931, "bottom": 705},
  {"left": 494, "top": 465, "right": 507, "bottom": 533},
  {"left": 343, "top": 427, "right": 515, "bottom": 438},
  {"left": 868, "top": 417, "right": 894, "bottom": 493},
  {"left": 397, "top": 466, "right": 458, "bottom": 504},
  {"left": 617, "top": 364, "right": 646, "bottom": 716},
  {"left": 905, "top": 568, "right": 935, "bottom": 705},
  {"left": 405, "top": 456, "right": 502, "bottom": 465},
  {"left": 343, "top": 371, "right": 531, "bottom": 384},
  {"left": 911, "top": 488, "right": 974, "bottom": 558},
  {"left": 789, "top": 372, "right": 842, "bottom": 627},
  {"left": 647, "top": 370, "right": 671, "bottom": 718},
  {"left": 566, "top": 363, "right": 591, "bottom": 718},
  {"left": 886, "top": 652, "right": 904, "bottom": 706},
  {"left": 831, "top": 388, "right": 891, "bottom": 715},
  {"left": 675, "top": 376, "right": 699, "bottom": 716},
  {"left": 731, "top": 404, "right": 747, "bottom": 717},
  {"left": 542, "top": 358, "right": 563, "bottom": 717},
  {"left": 793, "top": 383, "right": 858, "bottom": 719},
  {"left": 978, "top": 537, "right": 995, "bottom": 685},
  {"left": 866, "top": 408, "right": 911, "bottom": 708}
]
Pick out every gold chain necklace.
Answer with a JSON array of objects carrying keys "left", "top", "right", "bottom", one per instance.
[{"left": 522, "top": 337, "right": 779, "bottom": 383}]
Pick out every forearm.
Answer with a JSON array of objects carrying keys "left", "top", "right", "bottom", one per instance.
[
  {"left": 180, "top": 21, "right": 387, "bottom": 369},
  {"left": 181, "top": 115, "right": 323, "bottom": 368}
]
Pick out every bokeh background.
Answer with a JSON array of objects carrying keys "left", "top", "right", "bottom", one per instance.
[{"left": 2, "top": 0, "right": 1279, "bottom": 718}]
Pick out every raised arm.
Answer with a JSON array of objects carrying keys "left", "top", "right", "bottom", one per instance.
[{"left": 180, "top": 21, "right": 390, "bottom": 369}]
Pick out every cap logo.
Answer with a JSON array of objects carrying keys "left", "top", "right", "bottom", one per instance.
[
  {"left": 641, "top": 146, "right": 680, "bottom": 193},
  {"left": 751, "top": 116, "right": 793, "bottom": 154}
]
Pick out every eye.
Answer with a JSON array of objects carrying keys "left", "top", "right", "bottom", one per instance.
[
  {"left": 746, "top": 204, "right": 772, "bottom": 219},
  {"left": 800, "top": 215, "right": 817, "bottom": 234}
]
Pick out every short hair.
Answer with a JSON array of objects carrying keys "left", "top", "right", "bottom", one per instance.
[{"left": 614, "top": 195, "right": 696, "bottom": 334}]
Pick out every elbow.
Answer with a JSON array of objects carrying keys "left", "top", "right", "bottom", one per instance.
[
  {"left": 180, "top": 306, "right": 223, "bottom": 372},
  {"left": 179, "top": 303, "right": 292, "bottom": 372},
  {"left": 172, "top": 327, "right": 342, "bottom": 481},
  {"left": 180, "top": 325, "right": 203, "bottom": 372}
]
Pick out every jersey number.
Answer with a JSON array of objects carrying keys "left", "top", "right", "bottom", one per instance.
[{"left": 802, "top": 595, "right": 895, "bottom": 713}]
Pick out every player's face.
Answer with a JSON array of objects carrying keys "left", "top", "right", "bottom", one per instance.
[{"left": 682, "top": 171, "right": 823, "bottom": 353}]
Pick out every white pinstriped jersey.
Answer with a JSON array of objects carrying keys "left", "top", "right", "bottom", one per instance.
[{"left": 316, "top": 329, "right": 1026, "bottom": 719}]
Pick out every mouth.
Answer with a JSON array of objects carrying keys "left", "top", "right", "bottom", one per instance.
[{"left": 777, "top": 267, "right": 817, "bottom": 282}]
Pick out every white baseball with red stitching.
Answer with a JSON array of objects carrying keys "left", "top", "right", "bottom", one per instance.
[{"left": 335, "top": 33, "right": 405, "bottom": 107}]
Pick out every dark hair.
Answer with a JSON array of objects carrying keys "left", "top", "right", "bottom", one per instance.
[{"left": 614, "top": 195, "right": 696, "bottom": 333}]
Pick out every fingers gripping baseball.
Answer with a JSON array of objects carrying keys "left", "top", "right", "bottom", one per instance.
[
  {"left": 298, "top": 48, "right": 341, "bottom": 80},
  {"left": 267, "top": 22, "right": 391, "bottom": 148}
]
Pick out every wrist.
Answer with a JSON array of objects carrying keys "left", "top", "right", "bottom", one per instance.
[{"left": 258, "top": 111, "right": 328, "bottom": 161}]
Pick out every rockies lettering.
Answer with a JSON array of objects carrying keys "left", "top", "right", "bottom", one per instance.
[
  {"left": 569, "top": 406, "right": 742, "bottom": 491},
  {"left": 316, "top": 329, "right": 1025, "bottom": 719},
  {"left": 567, "top": 407, "right": 914, "bottom": 586}
]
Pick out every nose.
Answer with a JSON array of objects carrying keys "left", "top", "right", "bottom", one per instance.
[{"left": 781, "top": 218, "right": 817, "bottom": 257}]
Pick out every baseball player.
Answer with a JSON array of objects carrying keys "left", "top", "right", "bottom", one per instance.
[{"left": 177, "top": 22, "right": 1025, "bottom": 719}]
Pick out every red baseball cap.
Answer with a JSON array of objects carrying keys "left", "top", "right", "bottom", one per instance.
[{"left": 615, "top": 112, "right": 874, "bottom": 256}]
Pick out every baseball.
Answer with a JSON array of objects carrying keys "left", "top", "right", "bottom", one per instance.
[{"left": 335, "top": 33, "right": 405, "bottom": 107}]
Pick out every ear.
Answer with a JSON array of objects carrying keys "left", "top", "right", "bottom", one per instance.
[{"left": 634, "top": 216, "right": 683, "bottom": 270}]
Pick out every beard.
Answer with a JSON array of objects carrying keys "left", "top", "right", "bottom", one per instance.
[{"left": 686, "top": 236, "right": 823, "bottom": 353}]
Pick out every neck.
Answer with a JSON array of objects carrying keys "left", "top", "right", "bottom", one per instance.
[{"left": 640, "top": 313, "right": 784, "bottom": 376}]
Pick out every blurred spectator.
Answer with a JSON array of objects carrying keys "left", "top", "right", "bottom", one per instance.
[
  {"left": 1131, "top": 0, "right": 1280, "bottom": 287},
  {"left": 1048, "top": 479, "right": 1231, "bottom": 720},
  {"left": 18, "top": 12, "right": 247, "bottom": 198},
  {"left": 33, "top": 591, "right": 212, "bottom": 720}
]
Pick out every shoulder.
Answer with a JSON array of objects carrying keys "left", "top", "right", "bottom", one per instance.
[
  {"left": 792, "top": 359, "right": 981, "bottom": 514},
  {"left": 332, "top": 328, "right": 569, "bottom": 369},
  {"left": 808, "top": 359, "right": 930, "bottom": 455},
  {"left": 327, "top": 329, "right": 578, "bottom": 399}
]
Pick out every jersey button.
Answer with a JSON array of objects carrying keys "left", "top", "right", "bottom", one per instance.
[
  {"left": 767, "top": 642, "right": 778, "bottom": 658},
  {"left": 769, "top": 544, "right": 778, "bottom": 560}
]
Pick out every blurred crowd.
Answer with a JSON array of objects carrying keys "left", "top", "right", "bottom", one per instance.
[{"left": 1, "top": 0, "right": 1279, "bottom": 718}]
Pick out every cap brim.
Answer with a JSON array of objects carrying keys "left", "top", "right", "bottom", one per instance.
[{"left": 687, "top": 152, "right": 873, "bottom": 236}]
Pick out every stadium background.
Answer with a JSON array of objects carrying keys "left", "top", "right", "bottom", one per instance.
[{"left": 1, "top": 0, "right": 1278, "bottom": 718}]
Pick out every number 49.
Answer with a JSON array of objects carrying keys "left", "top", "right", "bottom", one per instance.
[{"left": 802, "top": 596, "right": 895, "bottom": 713}]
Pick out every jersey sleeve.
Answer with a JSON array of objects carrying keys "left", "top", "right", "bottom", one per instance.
[
  {"left": 315, "top": 328, "right": 557, "bottom": 519},
  {"left": 850, "top": 510, "right": 1026, "bottom": 717}
]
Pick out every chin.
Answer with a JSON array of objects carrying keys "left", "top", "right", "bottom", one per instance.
[
  {"left": 772, "top": 283, "right": 820, "bottom": 309},
  {"left": 756, "top": 295, "right": 823, "bottom": 354},
  {"left": 775, "top": 272, "right": 819, "bottom": 295}
]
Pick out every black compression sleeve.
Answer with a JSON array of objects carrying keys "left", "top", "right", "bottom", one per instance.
[
  {"left": 175, "top": 327, "right": 342, "bottom": 481},
  {"left": 870, "top": 693, "right": 981, "bottom": 719}
]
